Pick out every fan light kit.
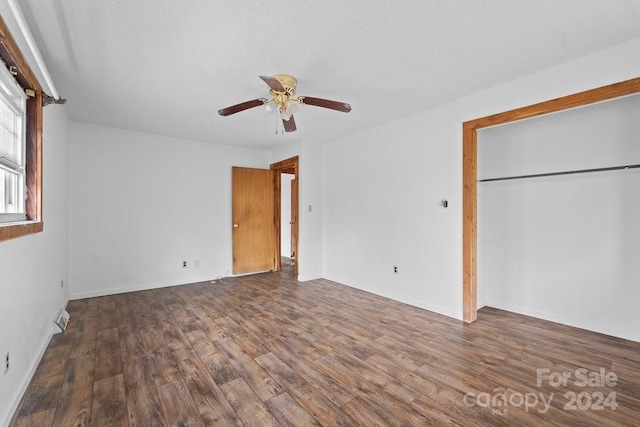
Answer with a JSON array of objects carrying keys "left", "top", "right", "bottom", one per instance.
[{"left": 218, "top": 74, "right": 351, "bottom": 133}]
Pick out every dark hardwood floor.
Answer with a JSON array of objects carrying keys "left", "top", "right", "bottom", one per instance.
[{"left": 10, "top": 263, "right": 640, "bottom": 426}]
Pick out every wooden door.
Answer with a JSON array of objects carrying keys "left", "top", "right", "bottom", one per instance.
[
  {"left": 290, "top": 178, "right": 298, "bottom": 259},
  {"left": 232, "top": 167, "right": 276, "bottom": 275}
]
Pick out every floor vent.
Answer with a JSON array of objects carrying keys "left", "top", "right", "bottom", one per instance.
[{"left": 54, "top": 309, "right": 70, "bottom": 333}]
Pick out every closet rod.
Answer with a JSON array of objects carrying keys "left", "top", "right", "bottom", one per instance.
[{"left": 478, "top": 164, "right": 640, "bottom": 183}]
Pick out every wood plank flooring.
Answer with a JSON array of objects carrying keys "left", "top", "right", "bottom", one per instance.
[{"left": 11, "top": 264, "right": 640, "bottom": 426}]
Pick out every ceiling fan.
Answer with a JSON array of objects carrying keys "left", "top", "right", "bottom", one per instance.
[{"left": 218, "top": 74, "right": 351, "bottom": 132}]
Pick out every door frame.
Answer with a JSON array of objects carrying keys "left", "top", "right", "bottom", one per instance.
[
  {"left": 462, "top": 77, "right": 640, "bottom": 323},
  {"left": 271, "top": 156, "right": 299, "bottom": 277}
]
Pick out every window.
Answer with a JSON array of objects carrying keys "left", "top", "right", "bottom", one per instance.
[
  {"left": 0, "top": 15, "right": 44, "bottom": 242},
  {"left": 0, "top": 62, "right": 27, "bottom": 223}
]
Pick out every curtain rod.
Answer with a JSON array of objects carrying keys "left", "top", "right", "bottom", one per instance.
[
  {"left": 478, "top": 164, "right": 640, "bottom": 183},
  {"left": 8, "top": 0, "right": 60, "bottom": 99}
]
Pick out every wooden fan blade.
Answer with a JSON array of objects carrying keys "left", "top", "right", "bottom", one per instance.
[
  {"left": 259, "top": 75, "right": 285, "bottom": 92},
  {"left": 299, "top": 96, "right": 351, "bottom": 113},
  {"left": 218, "top": 99, "right": 266, "bottom": 116},
  {"left": 283, "top": 115, "right": 297, "bottom": 132}
]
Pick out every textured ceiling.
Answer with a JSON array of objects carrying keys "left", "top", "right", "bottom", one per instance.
[{"left": 17, "top": 0, "right": 640, "bottom": 149}]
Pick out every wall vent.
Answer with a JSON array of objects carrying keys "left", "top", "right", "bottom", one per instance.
[{"left": 54, "top": 309, "right": 70, "bottom": 333}]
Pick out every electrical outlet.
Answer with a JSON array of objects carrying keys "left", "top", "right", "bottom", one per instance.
[
  {"left": 182, "top": 261, "right": 187, "bottom": 268},
  {"left": 60, "top": 279, "right": 64, "bottom": 290},
  {"left": 194, "top": 260, "right": 200, "bottom": 267},
  {"left": 393, "top": 265, "right": 398, "bottom": 274},
  {"left": 4, "top": 351, "right": 9, "bottom": 375}
]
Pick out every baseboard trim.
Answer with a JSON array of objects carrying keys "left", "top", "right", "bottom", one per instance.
[
  {"left": 2, "top": 299, "right": 68, "bottom": 427},
  {"left": 485, "top": 301, "right": 640, "bottom": 343},
  {"left": 397, "top": 296, "right": 462, "bottom": 321},
  {"left": 322, "top": 275, "right": 463, "bottom": 321},
  {"left": 70, "top": 279, "right": 215, "bottom": 300}
]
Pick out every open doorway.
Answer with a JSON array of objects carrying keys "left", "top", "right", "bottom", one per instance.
[
  {"left": 281, "top": 173, "right": 296, "bottom": 267},
  {"left": 271, "top": 156, "right": 299, "bottom": 277}
]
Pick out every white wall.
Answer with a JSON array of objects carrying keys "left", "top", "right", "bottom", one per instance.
[
  {"left": 478, "top": 170, "right": 640, "bottom": 341},
  {"left": 299, "top": 140, "right": 324, "bottom": 281},
  {"left": 478, "top": 94, "right": 640, "bottom": 180},
  {"left": 0, "top": 105, "right": 70, "bottom": 426},
  {"left": 323, "top": 110, "right": 461, "bottom": 317},
  {"left": 68, "top": 122, "right": 270, "bottom": 298},
  {"left": 322, "top": 36, "right": 640, "bottom": 325},
  {"left": 477, "top": 94, "right": 640, "bottom": 342}
]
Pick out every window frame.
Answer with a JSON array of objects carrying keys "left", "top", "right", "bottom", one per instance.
[
  {"left": 0, "top": 15, "right": 44, "bottom": 242},
  {"left": 0, "top": 60, "right": 27, "bottom": 222}
]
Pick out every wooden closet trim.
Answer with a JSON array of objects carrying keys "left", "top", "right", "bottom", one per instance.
[{"left": 462, "top": 77, "right": 640, "bottom": 323}]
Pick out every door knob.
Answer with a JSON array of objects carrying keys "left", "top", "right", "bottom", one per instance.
[{"left": 233, "top": 224, "right": 239, "bottom": 228}]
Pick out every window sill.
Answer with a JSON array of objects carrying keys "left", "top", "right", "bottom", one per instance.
[{"left": 0, "top": 221, "right": 43, "bottom": 242}]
